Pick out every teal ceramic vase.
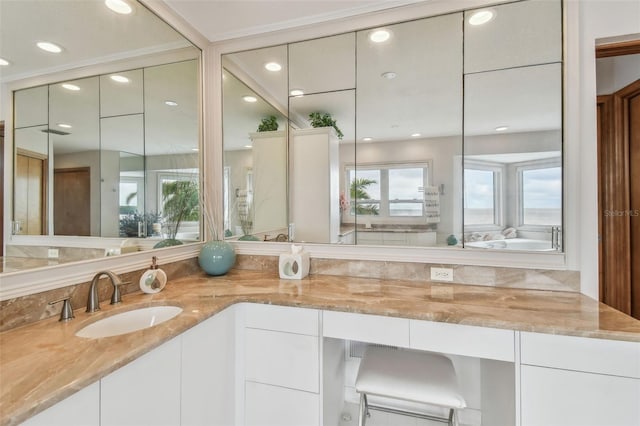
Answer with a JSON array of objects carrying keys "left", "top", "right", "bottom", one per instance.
[{"left": 198, "top": 240, "right": 236, "bottom": 276}]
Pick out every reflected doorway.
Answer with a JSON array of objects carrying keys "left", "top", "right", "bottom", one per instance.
[
  {"left": 14, "top": 149, "right": 47, "bottom": 235},
  {"left": 54, "top": 167, "right": 90, "bottom": 236},
  {"left": 596, "top": 38, "right": 640, "bottom": 319}
]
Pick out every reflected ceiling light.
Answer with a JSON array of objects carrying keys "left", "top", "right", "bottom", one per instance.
[
  {"left": 381, "top": 71, "right": 397, "bottom": 80},
  {"left": 369, "top": 29, "right": 391, "bottom": 43},
  {"left": 468, "top": 10, "right": 495, "bottom": 26},
  {"left": 37, "top": 41, "right": 62, "bottom": 53},
  {"left": 363, "top": 137, "right": 373, "bottom": 142},
  {"left": 290, "top": 89, "right": 304, "bottom": 97},
  {"left": 191, "top": 148, "right": 199, "bottom": 152},
  {"left": 0, "top": 58, "right": 9, "bottom": 66},
  {"left": 411, "top": 133, "right": 421, "bottom": 137},
  {"left": 105, "top": 0, "right": 132, "bottom": 14},
  {"left": 165, "top": 100, "right": 178, "bottom": 106},
  {"left": 57, "top": 123, "right": 72, "bottom": 129},
  {"left": 62, "top": 83, "right": 80, "bottom": 91},
  {"left": 495, "top": 126, "right": 509, "bottom": 132},
  {"left": 243, "top": 95, "right": 257, "bottom": 103},
  {"left": 244, "top": 145, "right": 253, "bottom": 149},
  {"left": 264, "top": 62, "right": 282, "bottom": 72},
  {"left": 110, "top": 75, "right": 129, "bottom": 83}
]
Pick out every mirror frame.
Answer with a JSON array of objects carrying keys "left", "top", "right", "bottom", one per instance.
[
  {"left": 1, "top": 1, "right": 209, "bottom": 299},
  {"left": 215, "top": 0, "right": 574, "bottom": 271}
]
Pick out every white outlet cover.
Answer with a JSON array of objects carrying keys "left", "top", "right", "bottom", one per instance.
[{"left": 430, "top": 267, "right": 453, "bottom": 282}]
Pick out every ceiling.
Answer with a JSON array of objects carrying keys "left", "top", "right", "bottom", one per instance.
[{"left": 163, "top": 0, "right": 419, "bottom": 42}]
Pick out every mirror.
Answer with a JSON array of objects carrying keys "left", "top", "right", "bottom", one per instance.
[
  {"left": 220, "top": 0, "right": 563, "bottom": 252},
  {"left": 2, "top": 0, "right": 201, "bottom": 273}
]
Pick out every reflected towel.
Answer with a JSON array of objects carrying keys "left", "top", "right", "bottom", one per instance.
[{"left": 423, "top": 186, "right": 440, "bottom": 223}]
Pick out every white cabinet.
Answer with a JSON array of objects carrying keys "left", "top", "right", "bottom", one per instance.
[
  {"left": 520, "top": 332, "right": 640, "bottom": 426},
  {"left": 356, "top": 231, "right": 436, "bottom": 247},
  {"left": 245, "top": 381, "right": 320, "bottom": 426},
  {"left": 290, "top": 127, "right": 340, "bottom": 243},
  {"left": 101, "top": 336, "right": 182, "bottom": 426},
  {"left": 21, "top": 381, "right": 100, "bottom": 426},
  {"left": 323, "top": 310, "right": 410, "bottom": 347},
  {"left": 521, "top": 365, "right": 640, "bottom": 426},
  {"left": 181, "top": 307, "right": 236, "bottom": 426},
  {"left": 242, "top": 304, "right": 321, "bottom": 426}
]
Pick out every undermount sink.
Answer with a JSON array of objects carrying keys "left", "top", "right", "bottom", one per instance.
[{"left": 76, "top": 305, "right": 183, "bottom": 339}]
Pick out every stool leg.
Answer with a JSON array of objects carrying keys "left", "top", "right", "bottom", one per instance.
[
  {"left": 448, "top": 408, "right": 454, "bottom": 426},
  {"left": 358, "top": 393, "right": 367, "bottom": 426}
]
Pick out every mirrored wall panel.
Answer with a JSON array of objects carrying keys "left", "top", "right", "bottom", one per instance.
[{"left": 220, "top": 0, "right": 563, "bottom": 252}]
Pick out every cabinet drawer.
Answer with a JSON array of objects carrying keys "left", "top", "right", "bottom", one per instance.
[
  {"left": 410, "top": 320, "right": 515, "bottom": 361},
  {"left": 245, "top": 328, "right": 319, "bottom": 392},
  {"left": 244, "top": 303, "right": 318, "bottom": 336},
  {"left": 323, "top": 311, "right": 410, "bottom": 347},
  {"left": 521, "top": 332, "right": 640, "bottom": 377},
  {"left": 245, "top": 381, "right": 319, "bottom": 426}
]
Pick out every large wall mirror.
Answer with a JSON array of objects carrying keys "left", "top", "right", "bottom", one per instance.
[
  {"left": 2, "top": 0, "right": 201, "bottom": 274},
  {"left": 222, "top": 0, "right": 563, "bottom": 252}
]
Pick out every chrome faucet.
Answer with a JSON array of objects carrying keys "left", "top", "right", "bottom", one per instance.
[
  {"left": 551, "top": 226, "right": 561, "bottom": 250},
  {"left": 86, "top": 271, "right": 123, "bottom": 313}
]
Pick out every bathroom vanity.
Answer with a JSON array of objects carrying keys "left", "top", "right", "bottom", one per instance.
[{"left": 2, "top": 270, "right": 638, "bottom": 426}]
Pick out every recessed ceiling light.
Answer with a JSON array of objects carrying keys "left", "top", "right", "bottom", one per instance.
[
  {"left": 191, "top": 148, "right": 199, "bottom": 152},
  {"left": 0, "top": 58, "right": 9, "bottom": 66},
  {"left": 105, "top": 0, "right": 132, "bottom": 14},
  {"left": 495, "top": 126, "right": 509, "bottom": 132},
  {"left": 244, "top": 145, "right": 253, "bottom": 149},
  {"left": 290, "top": 89, "right": 304, "bottom": 97},
  {"left": 411, "top": 133, "right": 421, "bottom": 137},
  {"left": 165, "top": 100, "right": 178, "bottom": 106},
  {"left": 37, "top": 41, "right": 62, "bottom": 53},
  {"left": 381, "top": 71, "right": 397, "bottom": 80},
  {"left": 264, "top": 62, "right": 282, "bottom": 72},
  {"left": 62, "top": 83, "right": 80, "bottom": 91},
  {"left": 57, "top": 123, "right": 72, "bottom": 129},
  {"left": 363, "top": 137, "right": 373, "bottom": 142},
  {"left": 110, "top": 75, "right": 129, "bottom": 83},
  {"left": 468, "top": 10, "right": 495, "bottom": 26},
  {"left": 243, "top": 95, "right": 257, "bottom": 103},
  {"left": 369, "top": 29, "right": 391, "bottom": 43}
]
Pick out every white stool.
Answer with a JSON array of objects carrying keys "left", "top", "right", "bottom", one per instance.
[{"left": 355, "top": 346, "right": 466, "bottom": 426}]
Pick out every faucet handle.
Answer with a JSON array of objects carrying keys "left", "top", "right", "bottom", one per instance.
[
  {"left": 49, "top": 297, "right": 75, "bottom": 322},
  {"left": 110, "top": 281, "right": 130, "bottom": 305}
]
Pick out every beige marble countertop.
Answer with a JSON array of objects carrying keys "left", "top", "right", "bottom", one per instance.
[{"left": 1, "top": 269, "right": 639, "bottom": 425}]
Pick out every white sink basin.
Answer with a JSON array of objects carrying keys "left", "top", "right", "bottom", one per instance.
[{"left": 76, "top": 306, "right": 183, "bottom": 338}]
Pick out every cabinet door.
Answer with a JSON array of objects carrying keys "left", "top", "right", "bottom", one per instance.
[
  {"left": 21, "top": 381, "right": 99, "bottom": 426},
  {"left": 245, "top": 381, "right": 319, "bottom": 426},
  {"left": 101, "top": 336, "right": 181, "bottom": 426},
  {"left": 521, "top": 365, "right": 640, "bottom": 426},
  {"left": 182, "top": 307, "right": 236, "bottom": 426}
]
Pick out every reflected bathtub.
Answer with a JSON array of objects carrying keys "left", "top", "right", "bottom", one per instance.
[{"left": 465, "top": 238, "right": 556, "bottom": 251}]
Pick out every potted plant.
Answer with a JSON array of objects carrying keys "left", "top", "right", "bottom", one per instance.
[
  {"left": 154, "top": 180, "right": 199, "bottom": 248},
  {"left": 308, "top": 112, "right": 343, "bottom": 139},
  {"left": 257, "top": 115, "right": 279, "bottom": 132}
]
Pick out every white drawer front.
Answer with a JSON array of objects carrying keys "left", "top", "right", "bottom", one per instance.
[
  {"left": 410, "top": 320, "right": 515, "bottom": 361},
  {"left": 322, "top": 311, "right": 410, "bottom": 347},
  {"left": 244, "top": 303, "right": 319, "bottom": 336},
  {"left": 245, "top": 328, "right": 319, "bottom": 393},
  {"left": 521, "top": 332, "right": 640, "bottom": 378},
  {"left": 245, "top": 381, "right": 319, "bottom": 426}
]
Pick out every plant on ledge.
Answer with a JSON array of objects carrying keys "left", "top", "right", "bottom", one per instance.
[
  {"left": 257, "top": 115, "right": 279, "bottom": 132},
  {"left": 155, "top": 180, "right": 199, "bottom": 248},
  {"left": 308, "top": 112, "right": 343, "bottom": 139}
]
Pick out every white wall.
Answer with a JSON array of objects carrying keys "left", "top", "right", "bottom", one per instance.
[
  {"left": 596, "top": 54, "right": 640, "bottom": 95},
  {"left": 576, "top": 0, "right": 640, "bottom": 298}
]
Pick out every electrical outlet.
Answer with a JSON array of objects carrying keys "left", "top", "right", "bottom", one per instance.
[
  {"left": 430, "top": 267, "right": 453, "bottom": 282},
  {"left": 48, "top": 248, "right": 59, "bottom": 259}
]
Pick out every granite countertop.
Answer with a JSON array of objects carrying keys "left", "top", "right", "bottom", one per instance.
[{"left": 1, "top": 269, "right": 639, "bottom": 425}]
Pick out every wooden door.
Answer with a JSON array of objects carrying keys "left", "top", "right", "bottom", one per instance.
[
  {"left": 598, "top": 78, "right": 640, "bottom": 318},
  {"left": 14, "top": 151, "right": 47, "bottom": 235},
  {"left": 54, "top": 168, "right": 90, "bottom": 236}
]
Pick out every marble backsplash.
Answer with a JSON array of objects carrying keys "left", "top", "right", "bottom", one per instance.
[{"left": 0, "top": 254, "right": 579, "bottom": 332}]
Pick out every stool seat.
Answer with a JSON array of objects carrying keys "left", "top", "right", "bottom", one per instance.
[{"left": 356, "top": 347, "right": 466, "bottom": 410}]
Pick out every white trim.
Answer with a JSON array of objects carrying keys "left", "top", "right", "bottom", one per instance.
[{"left": 0, "top": 243, "right": 202, "bottom": 301}]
